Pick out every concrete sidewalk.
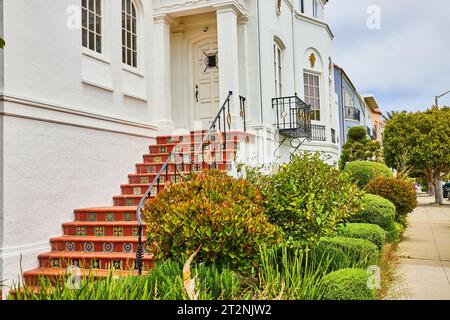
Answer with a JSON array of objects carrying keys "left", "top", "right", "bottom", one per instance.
[{"left": 391, "top": 194, "right": 450, "bottom": 300}]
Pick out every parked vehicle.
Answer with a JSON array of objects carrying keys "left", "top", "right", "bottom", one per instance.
[{"left": 443, "top": 182, "right": 450, "bottom": 199}]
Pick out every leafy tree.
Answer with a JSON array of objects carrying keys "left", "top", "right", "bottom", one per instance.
[
  {"left": 339, "top": 126, "right": 382, "bottom": 169},
  {"left": 383, "top": 107, "right": 450, "bottom": 204},
  {"left": 382, "top": 110, "right": 406, "bottom": 122}
]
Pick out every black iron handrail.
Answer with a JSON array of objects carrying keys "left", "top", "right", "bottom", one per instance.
[{"left": 135, "top": 91, "right": 235, "bottom": 275}]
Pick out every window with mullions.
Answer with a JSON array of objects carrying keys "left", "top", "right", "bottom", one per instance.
[
  {"left": 122, "top": 0, "right": 138, "bottom": 68},
  {"left": 82, "top": 0, "right": 102, "bottom": 54},
  {"left": 304, "top": 72, "right": 321, "bottom": 121}
]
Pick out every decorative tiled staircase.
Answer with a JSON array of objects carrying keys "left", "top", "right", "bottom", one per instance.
[{"left": 22, "top": 130, "right": 250, "bottom": 286}]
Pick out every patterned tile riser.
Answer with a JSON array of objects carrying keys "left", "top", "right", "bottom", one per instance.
[
  {"left": 64, "top": 226, "right": 143, "bottom": 237},
  {"left": 50, "top": 241, "right": 142, "bottom": 253},
  {"left": 74, "top": 212, "right": 137, "bottom": 222},
  {"left": 39, "top": 258, "right": 154, "bottom": 271}
]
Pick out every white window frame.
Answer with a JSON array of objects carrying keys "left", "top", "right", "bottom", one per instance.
[
  {"left": 82, "top": 0, "right": 103, "bottom": 54},
  {"left": 312, "top": 0, "right": 319, "bottom": 18},
  {"left": 122, "top": 0, "right": 138, "bottom": 69},
  {"left": 304, "top": 71, "right": 321, "bottom": 121},
  {"left": 274, "top": 42, "right": 283, "bottom": 98}
]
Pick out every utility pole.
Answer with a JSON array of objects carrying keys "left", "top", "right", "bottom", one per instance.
[{"left": 435, "top": 90, "right": 450, "bottom": 109}]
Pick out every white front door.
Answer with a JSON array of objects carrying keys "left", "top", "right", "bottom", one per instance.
[{"left": 193, "top": 38, "right": 220, "bottom": 129}]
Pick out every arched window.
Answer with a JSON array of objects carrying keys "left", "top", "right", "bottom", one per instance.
[
  {"left": 122, "top": 0, "right": 138, "bottom": 68},
  {"left": 273, "top": 38, "right": 285, "bottom": 98},
  {"left": 82, "top": 0, "right": 102, "bottom": 53}
]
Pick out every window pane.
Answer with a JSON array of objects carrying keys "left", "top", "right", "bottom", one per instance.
[
  {"left": 82, "top": 29, "right": 87, "bottom": 47},
  {"left": 96, "top": 16, "right": 101, "bottom": 34},
  {"left": 89, "top": 0, "right": 94, "bottom": 11},
  {"left": 96, "top": 35, "right": 102, "bottom": 53},
  {"left": 122, "top": 47, "right": 127, "bottom": 64},
  {"left": 95, "top": 0, "right": 101, "bottom": 13},
  {"left": 89, "top": 12, "right": 95, "bottom": 30},
  {"left": 82, "top": 0, "right": 87, "bottom": 9},
  {"left": 82, "top": 8, "right": 87, "bottom": 28},
  {"left": 89, "top": 31, "right": 95, "bottom": 50}
]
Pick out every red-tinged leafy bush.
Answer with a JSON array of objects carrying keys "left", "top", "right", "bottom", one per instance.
[
  {"left": 364, "top": 177, "right": 418, "bottom": 225},
  {"left": 143, "top": 170, "right": 281, "bottom": 273}
]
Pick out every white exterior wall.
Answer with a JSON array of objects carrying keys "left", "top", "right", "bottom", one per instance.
[
  {"left": 0, "top": 0, "right": 340, "bottom": 285},
  {"left": 0, "top": 0, "right": 158, "bottom": 287}
]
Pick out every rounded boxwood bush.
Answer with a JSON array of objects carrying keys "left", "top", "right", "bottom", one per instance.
[
  {"left": 365, "top": 177, "right": 418, "bottom": 225},
  {"left": 143, "top": 170, "right": 281, "bottom": 274},
  {"left": 337, "top": 223, "right": 386, "bottom": 250},
  {"left": 313, "top": 236, "right": 379, "bottom": 271},
  {"left": 351, "top": 194, "right": 397, "bottom": 242},
  {"left": 343, "top": 161, "right": 393, "bottom": 189},
  {"left": 322, "top": 268, "right": 376, "bottom": 300}
]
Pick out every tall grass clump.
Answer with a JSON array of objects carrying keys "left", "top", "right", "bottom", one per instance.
[
  {"left": 255, "top": 246, "right": 331, "bottom": 300},
  {"left": 9, "top": 260, "right": 242, "bottom": 300}
]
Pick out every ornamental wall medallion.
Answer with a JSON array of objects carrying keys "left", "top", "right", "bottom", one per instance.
[
  {"left": 309, "top": 53, "right": 316, "bottom": 68},
  {"left": 204, "top": 51, "right": 218, "bottom": 72}
]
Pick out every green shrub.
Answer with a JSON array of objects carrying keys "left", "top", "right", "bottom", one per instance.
[
  {"left": 247, "top": 153, "right": 364, "bottom": 247},
  {"left": 348, "top": 126, "right": 368, "bottom": 141},
  {"left": 421, "top": 185, "right": 429, "bottom": 192},
  {"left": 351, "top": 194, "right": 397, "bottom": 242},
  {"left": 365, "top": 177, "right": 418, "bottom": 225},
  {"left": 143, "top": 170, "right": 280, "bottom": 274},
  {"left": 337, "top": 223, "right": 386, "bottom": 250},
  {"left": 343, "top": 161, "right": 393, "bottom": 188},
  {"left": 395, "top": 222, "right": 406, "bottom": 241},
  {"left": 322, "top": 268, "right": 376, "bottom": 300},
  {"left": 313, "top": 236, "right": 379, "bottom": 271}
]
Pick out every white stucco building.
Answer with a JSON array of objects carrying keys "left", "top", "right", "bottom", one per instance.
[{"left": 0, "top": 0, "right": 339, "bottom": 289}]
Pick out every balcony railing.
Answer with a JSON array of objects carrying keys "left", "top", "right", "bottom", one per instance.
[
  {"left": 345, "top": 106, "right": 361, "bottom": 122},
  {"left": 272, "top": 94, "right": 312, "bottom": 138},
  {"left": 311, "top": 124, "right": 326, "bottom": 141}
]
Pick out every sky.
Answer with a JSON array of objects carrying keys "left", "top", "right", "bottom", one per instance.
[{"left": 325, "top": 0, "right": 450, "bottom": 113}]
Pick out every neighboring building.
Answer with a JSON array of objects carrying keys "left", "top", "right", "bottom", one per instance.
[
  {"left": 0, "top": 0, "right": 339, "bottom": 289},
  {"left": 334, "top": 64, "right": 375, "bottom": 146},
  {"left": 363, "top": 95, "right": 384, "bottom": 143}
]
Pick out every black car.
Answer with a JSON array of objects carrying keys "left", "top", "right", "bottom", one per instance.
[{"left": 443, "top": 182, "right": 450, "bottom": 199}]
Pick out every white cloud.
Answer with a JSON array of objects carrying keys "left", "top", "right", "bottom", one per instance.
[{"left": 326, "top": 0, "right": 450, "bottom": 112}]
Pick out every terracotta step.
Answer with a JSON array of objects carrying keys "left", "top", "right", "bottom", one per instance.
[
  {"left": 50, "top": 236, "right": 146, "bottom": 253},
  {"left": 113, "top": 194, "right": 156, "bottom": 207},
  {"left": 23, "top": 267, "right": 147, "bottom": 287},
  {"left": 74, "top": 207, "right": 137, "bottom": 222},
  {"left": 120, "top": 183, "right": 167, "bottom": 196},
  {"left": 149, "top": 140, "right": 239, "bottom": 154},
  {"left": 142, "top": 150, "right": 238, "bottom": 164},
  {"left": 127, "top": 172, "right": 187, "bottom": 185},
  {"left": 156, "top": 131, "right": 254, "bottom": 145},
  {"left": 62, "top": 221, "right": 146, "bottom": 237},
  {"left": 38, "top": 251, "right": 153, "bottom": 270},
  {"left": 135, "top": 161, "right": 231, "bottom": 174}
]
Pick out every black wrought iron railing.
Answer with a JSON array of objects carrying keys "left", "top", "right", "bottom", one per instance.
[
  {"left": 135, "top": 91, "right": 243, "bottom": 274},
  {"left": 272, "top": 94, "right": 311, "bottom": 138},
  {"left": 239, "top": 95, "right": 247, "bottom": 133},
  {"left": 311, "top": 124, "right": 326, "bottom": 141},
  {"left": 345, "top": 106, "right": 361, "bottom": 122}
]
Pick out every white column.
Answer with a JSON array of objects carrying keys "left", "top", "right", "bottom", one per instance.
[
  {"left": 171, "top": 26, "right": 186, "bottom": 129},
  {"left": 153, "top": 14, "right": 174, "bottom": 132},
  {"left": 215, "top": 5, "right": 241, "bottom": 130}
]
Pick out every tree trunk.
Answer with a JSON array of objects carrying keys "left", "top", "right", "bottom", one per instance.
[
  {"left": 428, "top": 181, "right": 435, "bottom": 196},
  {"left": 433, "top": 175, "right": 443, "bottom": 204}
]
